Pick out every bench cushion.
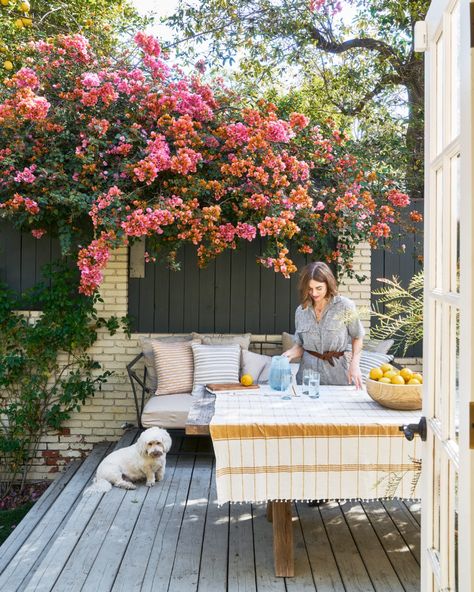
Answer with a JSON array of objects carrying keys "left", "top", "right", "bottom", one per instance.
[{"left": 141, "top": 393, "right": 194, "bottom": 429}]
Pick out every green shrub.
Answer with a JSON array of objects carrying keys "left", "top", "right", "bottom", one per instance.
[{"left": 0, "top": 263, "right": 126, "bottom": 498}]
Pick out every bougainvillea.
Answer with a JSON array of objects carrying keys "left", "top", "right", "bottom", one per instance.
[{"left": 0, "top": 33, "right": 410, "bottom": 295}]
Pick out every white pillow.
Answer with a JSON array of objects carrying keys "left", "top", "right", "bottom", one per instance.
[
  {"left": 191, "top": 343, "right": 241, "bottom": 396},
  {"left": 241, "top": 350, "right": 272, "bottom": 384}
]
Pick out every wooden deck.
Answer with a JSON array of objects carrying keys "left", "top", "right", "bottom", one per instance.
[{"left": 0, "top": 430, "right": 421, "bottom": 592}]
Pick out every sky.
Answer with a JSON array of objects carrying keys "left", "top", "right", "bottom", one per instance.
[{"left": 131, "top": 0, "right": 179, "bottom": 42}]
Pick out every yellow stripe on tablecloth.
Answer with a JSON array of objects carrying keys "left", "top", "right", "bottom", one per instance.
[
  {"left": 216, "top": 463, "right": 416, "bottom": 477},
  {"left": 210, "top": 423, "right": 404, "bottom": 440}
]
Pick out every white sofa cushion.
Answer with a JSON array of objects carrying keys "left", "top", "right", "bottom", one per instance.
[{"left": 141, "top": 393, "right": 193, "bottom": 429}]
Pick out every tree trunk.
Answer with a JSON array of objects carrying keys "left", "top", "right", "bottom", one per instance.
[{"left": 405, "top": 57, "right": 425, "bottom": 201}]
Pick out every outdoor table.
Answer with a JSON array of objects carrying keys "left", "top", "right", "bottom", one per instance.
[{"left": 185, "top": 385, "right": 422, "bottom": 577}]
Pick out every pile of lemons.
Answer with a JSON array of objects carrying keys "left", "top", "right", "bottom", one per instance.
[{"left": 369, "top": 363, "right": 423, "bottom": 385}]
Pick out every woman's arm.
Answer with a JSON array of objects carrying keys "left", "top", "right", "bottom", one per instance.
[
  {"left": 348, "top": 337, "right": 363, "bottom": 389},
  {"left": 282, "top": 344, "right": 304, "bottom": 361}
]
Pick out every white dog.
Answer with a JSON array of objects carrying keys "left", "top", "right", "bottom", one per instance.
[{"left": 86, "top": 427, "right": 172, "bottom": 493}]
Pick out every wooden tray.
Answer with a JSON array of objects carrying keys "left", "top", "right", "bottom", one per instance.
[{"left": 206, "top": 383, "right": 260, "bottom": 392}]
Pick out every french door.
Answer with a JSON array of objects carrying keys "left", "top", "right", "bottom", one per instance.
[{"left": 420, "top": 1, "right": 474, "bottom": 590}]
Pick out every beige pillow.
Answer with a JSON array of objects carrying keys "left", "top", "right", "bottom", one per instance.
[
  {"left": 151, "top": 340, "right": 198, "bottom": 396},
  {"left": 139, "top": 335, "right": 194, "bottom": 391},
  {"left": 192, "top": 332, "right": 252, "bottom": 350},
  {"left": 281, "top": 332, "right": 302, "bottom": 362}
]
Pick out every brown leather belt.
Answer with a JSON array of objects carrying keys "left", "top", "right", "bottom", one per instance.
[{"left": 304, "top": 349, "right": 345, "bottom": 367}]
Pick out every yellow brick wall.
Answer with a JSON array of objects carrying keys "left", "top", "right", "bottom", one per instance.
[{"left": 25, "top": 244, "right": 420, "bottom": 481}]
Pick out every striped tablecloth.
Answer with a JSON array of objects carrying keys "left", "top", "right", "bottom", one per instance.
[{"left": 209, "top": 386, "right": 422, "bottom": 504}]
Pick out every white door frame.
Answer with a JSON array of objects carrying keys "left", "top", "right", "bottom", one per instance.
[{"left": 420, "top": 1, "right": 474, "bottom": 590}]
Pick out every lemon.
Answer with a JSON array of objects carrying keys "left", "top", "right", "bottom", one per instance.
[
  {"left": 412, "top": 373, "right": 423, "bottom": 383},
  {"left": 380, "top": 363, "right": 393, "bottom": 373},
  {"left": 240, "top": 374, "right": 253, "bottom": 387},
  {"left": 391, "top": 374, "right": 405, "bottom": 385},
  {"left": 407, "top": 378, "right": 421, "bottom": 385},
  {"left": 20, "top": 0, "right": 30, "bottom": 11},
  {"left": 379, "top": 377, "right": 392, "bottom": 384},
  {"left": 399, "top": 368, "right": 413, "bottom": 381},
  {"left": 3, "top": 60, "right": 13, "bottom": 71},
  {"left": 369, "top": 367, "right": 384, "bottom": 381},
  {"left": 0, "top": 0, "right": 10, "bottom": 6},
  {"left": 14, "top": 18, "right": 24, "bottom": 29},
  {"left": 383, "top": 370, "right": 398, "bottom": 380}
]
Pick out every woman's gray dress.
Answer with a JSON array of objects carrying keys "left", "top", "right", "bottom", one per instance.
[{"left": 294, "top": 295, "right": 365, "bottom": 385}]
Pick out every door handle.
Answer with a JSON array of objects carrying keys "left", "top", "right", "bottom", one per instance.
[{"left": 399, "top": 416, "right": 427, "bottom": 442}]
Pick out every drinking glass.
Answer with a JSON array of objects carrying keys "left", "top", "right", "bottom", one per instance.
[
  {"left": 302, "top": 368, "right": 312, "bottom": 395},
  {"left": 280, "top": 369, "right": 292, "bottom": 400},
  {"left": 308, "top": 372, "right": 320, "bottom": 399}
]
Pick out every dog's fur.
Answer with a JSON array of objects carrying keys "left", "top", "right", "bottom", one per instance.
[{"left": 85, "top": 427, "right": 172, "bottom": 493}]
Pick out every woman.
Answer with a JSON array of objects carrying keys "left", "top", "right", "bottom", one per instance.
[{"left": 283, "top": 261, "right": 364, "bottom": 389}]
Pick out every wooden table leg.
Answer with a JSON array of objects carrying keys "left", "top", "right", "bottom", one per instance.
[{"left": 272, "top": 501, "right": 294, "bottom": 577}]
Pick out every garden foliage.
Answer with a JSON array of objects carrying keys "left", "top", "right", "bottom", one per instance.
[
  {"left": 0, "top": 264, "right": 125, "bottom": 497},
  {"left": 0, "top": 32, "right": 411, "bottom": 296}
]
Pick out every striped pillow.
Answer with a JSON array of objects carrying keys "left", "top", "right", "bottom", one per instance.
[
  {"left": 151, "top": 340, "right": 198, "bottom": 396},
  {"left": 359, "top": 351, "right": 394, "bottom": 382},
  {"left": 191, "top": 343, "right": 241, "bottom": 396}
]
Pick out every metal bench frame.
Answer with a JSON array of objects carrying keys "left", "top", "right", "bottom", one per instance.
[{"left": 126, "top": 352, "right": 152, "bottom": 429}]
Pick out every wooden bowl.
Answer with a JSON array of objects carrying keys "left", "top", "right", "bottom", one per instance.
[{"left": 365, "top": 378, "right": 422, "bottom": 410}]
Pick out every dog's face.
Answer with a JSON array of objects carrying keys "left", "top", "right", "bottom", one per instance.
[{"left": 137, "top": 427, "right": 172, "bottom": 458}]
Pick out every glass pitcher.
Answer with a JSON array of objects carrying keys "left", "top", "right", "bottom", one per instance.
[{"left": 269, "top": 355, "right": 292, "bottom": 391}]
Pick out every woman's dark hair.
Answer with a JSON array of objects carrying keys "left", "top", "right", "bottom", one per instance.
[{"left": 298, "top": 262, "right": 338, "bottom": 308}]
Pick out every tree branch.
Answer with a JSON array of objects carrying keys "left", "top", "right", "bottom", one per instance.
[{"left": 307, "top": 26, "right": 405, "bottom": 76}]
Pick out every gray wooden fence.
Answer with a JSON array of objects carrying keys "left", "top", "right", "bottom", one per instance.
[
  {"left": 0, "top": 220, "right": 61, "bottom": 298},
  {"left": 1, "top": 217, "right": 424, "bottom": 354},
  {"left": 128, "top": 240, "right": 308, "bottom": 334},
  {"left": 371, "top": 199, "right": 424, "bottom": 357}
]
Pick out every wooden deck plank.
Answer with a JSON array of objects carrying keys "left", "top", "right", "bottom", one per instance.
[
  {"left": 167, "top": 456, "right": 214, "bottom": 592},
  {"left": 296, "top": 503, "right": 345, "bottom": 592},
  {"left": 0, "top": 428, "right": 422, "bottom": 592},
  {"left": 382, "top": 501, "right": 421, "bottom": 564},
  {"left": 362, "top": 501, "right": 420, "bottom": 592},
  {"left": 403, "top": 501, "right": 421, "bottom": 526},
  {"left": 252, "top": 504, "right": 286, "bottom": 592},
  {"left": 286, "top": 508, "right": 321, "bottom": 592},
  {"left": 21, "top": 431, "right": 138, "bottom": 592},
  {"left": 0, "top": 458, "right": 82, "bottom": 574},
  {"left": 319, "top": 502, "right": 375, "bottom": 592},
  {"left": 341, "top": 502, "right": 405, "bottom": 592},
  {"left": 0, "top": 441, "right": 112, "bottom": 592},
  {"left": 196, "top": 463, "right": 229, "bottom": 592},
  {"left": 53, "top": 441, "right": 167, "bottom": 592},
  {"left": 111, "top": 456, "right": 179, "bottom": 592},
  {"left": 228, "top": 502, "right": 257, "bottom": 592},
  {"left": 80, "top": 486, "right": 149, "bottom": 591},
  {"left": 140, "top": 455, "right": 196, "bottom": 592}
]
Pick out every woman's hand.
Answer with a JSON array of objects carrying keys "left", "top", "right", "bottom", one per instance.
[
  {"left": 282, "top": 344, "right": 303, "bottom": 361},
  {"left": 348, "top": 361, "right": 363, "bottom": 390}
]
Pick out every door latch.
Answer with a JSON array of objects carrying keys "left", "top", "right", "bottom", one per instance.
[{"left": 399, "top": 417, "right": 427, "bottom": 442}]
